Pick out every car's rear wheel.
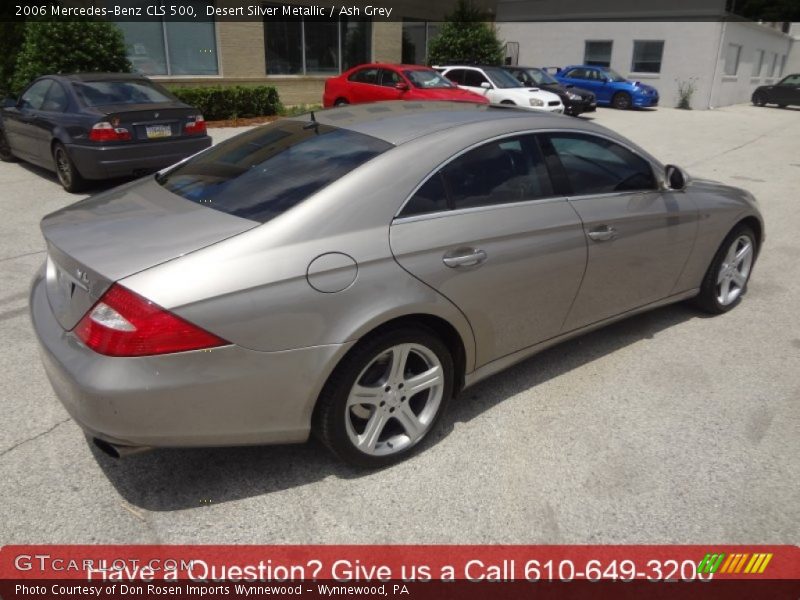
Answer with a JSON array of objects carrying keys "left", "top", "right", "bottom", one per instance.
[
  {"left": 0, "top": 128, "right": 17, "bottom": 162},
  {"left": 313, "top": 326, "right": 453, "bottom": 468},
  {"left": 334, "top": 98, "right": 349, "bottom": 107},
  {"left": 53, "top": 142, "right": 87, "bottom": 193},
  {"left": 752, "top": 92, "right": 766, "bottom": 106},
  {"left": 693, "top": 224, "right": 757, "bottom": 314},
  {"left": 612, "top": 92, "right": 632, "bottom": 110}
]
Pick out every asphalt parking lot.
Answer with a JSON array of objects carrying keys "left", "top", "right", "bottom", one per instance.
[{"left": 1, "top": 104, "right": 798, "bottom": 544}]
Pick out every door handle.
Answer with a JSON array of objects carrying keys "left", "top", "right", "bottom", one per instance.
[
  {"left": 587, "top": 225, "right": 618, "bottom": 242},
  {"left": 442, "top": 248, "right": 487, "bottom": 268}
]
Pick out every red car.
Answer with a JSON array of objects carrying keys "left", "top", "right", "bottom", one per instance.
[{"left": 323, "top": 63, "right": 489, "bottom": 107}]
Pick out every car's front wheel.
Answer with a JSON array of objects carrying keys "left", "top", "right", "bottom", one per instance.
[
  {"left": 0, "top": 128, "right": 17, "bottom": 162},
  {"left": 752, "top": 91, "right": 766, "bottom": 106},
  {"left": 612, "top": 92, "right": 632, "bottom": 110},
  {"left": 314, "top": 326, "right": 453, "bottom": 468},
  {"left": 53, "top": 142, "right": 87, "bottom": 193},
  {"left": 693, "top": 224, "right": 757, "bottom": 314}
]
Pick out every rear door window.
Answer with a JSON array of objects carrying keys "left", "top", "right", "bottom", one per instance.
[
  {"left": 349, "top": 68, "right": 379, "bottom": 85},
  {"left": 157, "top": 120, "right": 393, "bottom": 223},
  {"left": 41, "top": 81, "right": 69, "bottom": 112},
  {"left": 443, "top": 69, "right": 466, "bottom": 85}
]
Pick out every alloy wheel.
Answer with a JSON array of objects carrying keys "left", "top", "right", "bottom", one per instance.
[
  {"left": 716, "top": 235, "right": 754, "bottom": 306},
  {"left": 54, "top": 146, "right": 73, "bottom": 188},
  {"left": 344, "top": 343, "right": 444, "bottom": 456}
]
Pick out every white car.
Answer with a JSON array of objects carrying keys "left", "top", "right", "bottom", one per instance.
[{"left": 435, "top": 65, "right": 564, "bottom": 113}]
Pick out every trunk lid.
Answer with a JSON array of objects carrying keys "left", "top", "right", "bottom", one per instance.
[
  {"left": 90, "top": 102, "right": 200, "bottom": 141},
  {"left": 41, "top": 176, "right": 258, "bottom": 329}
]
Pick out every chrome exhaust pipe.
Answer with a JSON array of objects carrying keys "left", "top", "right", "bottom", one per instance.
[{"left": 92, "top": 437, "right": 152, "bottom": 459}]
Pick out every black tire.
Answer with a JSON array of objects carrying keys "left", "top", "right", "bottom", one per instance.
[
  {"left": 500, "top": 100, "right": 516, "bottom": 105},
  {"left": 692, "top": 224, "right": 757, "bottom": 314},
  {"left": 752, "top": 92, "right": 766, "bottom": 106},
  {"left": 334, "top": 98, "right": 349, "bottom": 107},
  {"left": 611, "top": 92, "right": 632, "bottom": 110},
  {"left": 52, "top": 142, "right": 87, "bottom": 193},
  {"left": 778, "top": 104, "right": 787, "bottom": 108},
  {"left": 313, "top": 325, "right": 454, "bottom": 468},
  {"left": 0, "top": 128, "right": 17, "bottom": 162}
]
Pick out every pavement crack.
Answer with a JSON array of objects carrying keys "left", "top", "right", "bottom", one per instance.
[
  {"left": 0, "top": 417, "right": 71, "bottom": 459},
  {"left": 0, "top": 249, "right": 45, "bottom": 263},
  {"left": 687, "top": 126, "right": 784, "bottom": 169}
]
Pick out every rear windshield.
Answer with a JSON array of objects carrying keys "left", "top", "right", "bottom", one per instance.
[
  {"left": 73, "top": 80, "right": 175, "bottom": 107},
  {"left": 157, "top": 120, "right": 393, "bottom": 223}
]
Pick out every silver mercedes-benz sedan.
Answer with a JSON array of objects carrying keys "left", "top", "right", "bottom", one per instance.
[{"left": 30, "top": 101, "right": 764, "bottom": 467}]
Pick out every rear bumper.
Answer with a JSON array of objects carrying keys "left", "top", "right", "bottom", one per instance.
[
  {"left": 67, "top": 136, "right": 211, "bottom": 180},
  {"left": 30, "top": 270, "right": 352, "bottom": 448}
]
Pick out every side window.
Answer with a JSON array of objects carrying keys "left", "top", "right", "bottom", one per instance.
[
  {"left": 564, "top": 68, "right": 585, "bottom": 79},
  {"left": 380, "top": 69, "right": 402, "bottom": 87},
  {"left": 349, "top": 68, "right": 379, "bottom": 85},
  {"left": 463, "top": 70, "right": 489, "bottom": 87},
  {"left": 402, "top": 172, "right": 448, "bottom": 216},
  {"left": 41, "top": 81, "right": 69, "bottom": 112},
  {"left": 546, "top": 133, "right": 656, "bottom": 195},
  {"left": 444, "top": 69, "right": 465, "bottom": 84},
  {"left": 511, "top": 69, "right": 532, "bottom": 86},
  {"left": 19, "top": 80, "right": 53, "bottom": 110}
]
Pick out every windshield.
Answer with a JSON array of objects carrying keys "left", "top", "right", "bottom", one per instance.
[
  {"left": 522, "top": 68, "right": 558, "bottom": 85},
  {"left": 72, "top": 80, "right": 175, "bottom": 106},
  {"left": 484, "top": 67, "right": 525, "bottom": 89},
  {"left": 404, "top": 69, "right": 456, "bottom": 89},
  {"left": 157, "top": 120, "right": 393, "bottom": 223},
  {"left": 602, "top": 68, "right": 627, "bottom": 82}
]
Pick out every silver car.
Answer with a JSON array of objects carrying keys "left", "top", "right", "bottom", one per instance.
[{"left": 30, "top": 102, "right": 764, "bottom": 468}]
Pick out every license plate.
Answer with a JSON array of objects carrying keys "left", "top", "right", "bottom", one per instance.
[{"left": 146, "top": 125, "right": 172, "bottom": 139}]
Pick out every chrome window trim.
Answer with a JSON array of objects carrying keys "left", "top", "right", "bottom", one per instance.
[{"left": 393, "top": 128, "right": 663, "bottom": 222}]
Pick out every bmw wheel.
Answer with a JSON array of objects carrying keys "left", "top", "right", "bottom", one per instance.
[
  {"left": 752, "top": 92, "right": 766, "bottom": 106},
  {"left": 314, "top": 326, "right": 453, "bottom": 468},
  {"left": 53, "top": 142, "right": 87, "bottom": 193},
  {"left": 612, "top": 92, "right": 632, "bottom": 110},
  {"left": 694, "top": 225, "right": 757, "bottom": 314}
]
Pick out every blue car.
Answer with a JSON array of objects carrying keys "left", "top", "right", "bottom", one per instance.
[{"left": 555, "top": 65, "right": 659, "bottom": 110}]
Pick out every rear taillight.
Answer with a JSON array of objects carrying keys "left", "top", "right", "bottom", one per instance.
[
  {"left": 89, "top": 121, "right": 131, "bottom": 142},
  {"left": 184, "top": 115, "right": 206, "bottom": 135},
  {"left": 74, "top": 284, "right": 228, "bottom": 357}
]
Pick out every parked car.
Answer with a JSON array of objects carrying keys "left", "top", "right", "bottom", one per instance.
[
  {"left": 0, "top": 73, "right": 211, "bottom": 192},
  {"left": 504, "top": 66, "right": 596, "bottom": 116},
  {"left": 555, "top": 65, "right": 659, "bottom": 109},
  {"left": 31, "top": 101, "right": 763, "bottom": 468},
  {"left": 752, "top": 73, "right": 800, "bottom": 108},
  {"left": 435, "top": 65, "right": 564, "bottom": 113},
  {"left": 323, "top": 63, "right": 489, "bottom": 107}
]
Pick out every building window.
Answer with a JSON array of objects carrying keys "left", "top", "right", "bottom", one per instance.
[
  {"left": 584, "top": 41, "right": 612, "bottom": 68},
  {"left": 263, "top": 5, "right": 370, "bottom": 75},
  {"left": 768, "top": 52, "right": 779, "bottom": 77},
  {"left": 402, "top": 20, "right": 442, "bottom": 65},
  {"left": 631, "top": 40, "right": 664, "bottom": 73},
  {"left": 117, "top": 5, "right": 218, "bottom": 76},
  {"left": 723, "top": 43, "right": 741, "bottom": 76},
  {"left": 752, "top": 49, "right": 765, "bottom": 77}
]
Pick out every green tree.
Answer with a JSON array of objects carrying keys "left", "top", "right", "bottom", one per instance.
[
  {"left": 12, "top": 21, "right": 131, "bottom": 94},
  {"left": 0, "top": 22, "right": 26, "bottom": 96},
  {"left": 426, "top": 0, "right": 504, "bottom": 66}
]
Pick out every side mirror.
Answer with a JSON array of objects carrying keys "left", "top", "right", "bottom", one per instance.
[
  {"left": 665, "top": 164, "right": 688, "bottom": 190},
  {"left": 480, "top": 81, "right": 492, "bottom": 90},
  {"left": 394, "top": 81, "right": 409, "bottom": 91}
]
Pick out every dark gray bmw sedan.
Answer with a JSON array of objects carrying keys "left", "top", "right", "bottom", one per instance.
[
  {"left": 30, "top": 102, "right": 764, "bottom": 468},
  {"left": 0, "top": 73, "right": 211, "bottom": 191}
]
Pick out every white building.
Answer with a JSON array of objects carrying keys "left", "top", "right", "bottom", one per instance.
[{"left": 496, "top": 1, "right": 798, "bottom": 109}]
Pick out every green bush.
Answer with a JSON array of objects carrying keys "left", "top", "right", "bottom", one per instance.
[
  {"left": 0, "top": 22, "right": 26, "bottom": 97},
  {"left": 168, "top": 86, "right": 282, "bottom": 121},
  {"left": 12, "top": 21, "right": 130, "bottom": 94},
  {"left": 427, "top": 0, "right": 504, "bottom": 67}
]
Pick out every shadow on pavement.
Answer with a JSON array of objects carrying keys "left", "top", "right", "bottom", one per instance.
[{"left": 93, "top": 302, "right": 707, "bottom": 511}]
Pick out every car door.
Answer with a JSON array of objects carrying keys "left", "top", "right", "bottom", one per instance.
[
  {"left": 377, "top": 68, "right": 407, "bottom": 101},
  {"left": 346, "top": 67, "right": 381, "bottom": 103},
  {"left": 541, "top": 132, "right": 698, "bottom": 331},
  {"left": 390, "top": 133, "right": 587, "bottom": 367},
  {"left": 773, "top": 74, "right": 800, "bottom": 105},
  {"left": 3, "top": 78, "right": 53, "bottom": 160}
]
